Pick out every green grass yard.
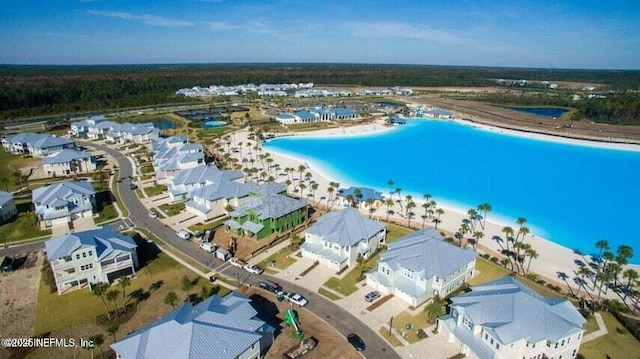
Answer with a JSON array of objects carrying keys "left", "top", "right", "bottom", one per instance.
[
  {"left": 323, "top": 251, "right": 380, "bottom": 297},
  {"left": 0, "top": 150, "right": 40, "bottom": 192},
  {"left": 317, "top": 287, "right": 342, "bottom": 301},
  {"left": 579, "top": 311, "right": 640, "bottom": 359},
  {"left": 159, "top": 202, "right": 185, "bottom": 217},
  {"left": 258, "top": 245, "right": 297, "bottom": 270},
  {"left": 144, "top": 184, "right": 167, "bottom": 197},
  {"left": 0, "top": 212, "right": 51, "bottom": 243},
  {"left": 385, "top": 223, "right": 414, "bottom": 243}
]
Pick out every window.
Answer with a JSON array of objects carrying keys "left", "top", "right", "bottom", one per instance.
[
  {"left": 462, "top": 317, "right": 473, "bottom": 330},
  {"left": 76, "top": 254, "right": 80, "bottom": 260},
  {"left": 561, "top": 339, "right": 565, "bottom": 346},
  {"left": 82, "top": 252, "right": 87, "bottom": 258},
  {"left": 555, "top": 343, "right": 558, "bottom": 349},
  {"left": 572, "top": 350, "right": 577, "bottom": 357},
  {"left": 490, "top": 338, "right": 494, "bottom": 345},
  {"left": 496, "top": 343, "right": 500, "bottom": 350},
  {"left": 485, "top": 334, "right": 488, "bottom": 340},
  {"left": 88, "top": 251, "right": 93, "bottom": 256}
]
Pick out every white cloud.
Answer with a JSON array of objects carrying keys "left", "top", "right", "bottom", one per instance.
[
  {"left": 346, "top": 21, "right": 472, "bottom": 44},
  {"left": 87, "top": 10, "right": 193, "bottom": 27},
  {"left": 209, "top": 21, "right": 237, "bottom": 31}
]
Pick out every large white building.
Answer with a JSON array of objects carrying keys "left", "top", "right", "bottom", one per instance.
[
  {"left": 42, "top": 149, "right": 97, "bottom": 177},
  {"left": 366, "top": 229, "right": 476, "bottom": 307},
  {"left": 438, "top": 276, "right": 586, "bottom": 359},
  {"left": 44, "top": 226, "right": 138, "bottom": 294},
  {"left": 275, "top": 107, "right": 358, "bottom": 124},
  {"left": 32, "top": 181, "right": 97, "bottom": 228},
  {"left": 1, "top": 133, "right": 76, "bottom": 158},
  {"left": 301, "top": 208, "right": 386, "bottom": 272}
]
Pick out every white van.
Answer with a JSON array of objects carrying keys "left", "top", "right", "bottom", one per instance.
[
  {"left": 199, "top": 242, "right": 216, "bottom": 253},
  {"left": 176, "top": 230, "right": 191, "bottom": 240}
]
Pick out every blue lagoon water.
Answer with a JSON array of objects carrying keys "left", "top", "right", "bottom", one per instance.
[
  {"left": 264, "top": 120, "right": 640, "bottom": 262},
  {"left": 506, "top": 107, "right": 569, "bottom": 118},
  {"left": 204, "top": 120, "right": 227, "bottom": 127}
]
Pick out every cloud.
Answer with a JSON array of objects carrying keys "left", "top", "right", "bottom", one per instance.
[
  {"left": 87, "top": 10, "right": 193, "bottom": 27},
  {"left": 346, "top": 21, "right": 472, "bottom": 44},
  {"left": 209, "top": 19, "right": 294, "bottom": 39},
  {"left": 209, "top": 21, "right": 237, "bottom": 31}
]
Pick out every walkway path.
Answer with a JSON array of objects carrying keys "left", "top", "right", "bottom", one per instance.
[{"left": 582, "top": 313, "right": 608, "bottom": 343}]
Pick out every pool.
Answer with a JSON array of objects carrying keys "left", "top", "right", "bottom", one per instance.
[
  {"left": 506, "top": 107, "right": 569, "bottom": 118},
  {"left": 204, "top": 120, "right": 227, "bottom": 127},
  {"left": 264, "top": 119, "right": 640, "bottom": 262}
]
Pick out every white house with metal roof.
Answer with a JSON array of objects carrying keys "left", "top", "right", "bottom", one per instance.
[
  {"left": 438, "top": 276, "right": 586, "bottom": 359},
  {"left": 44, "top": 226, "right": 138, "bottom": 294},
  {"left": 186, "top": 180, "right": 255, "bottom": 221},
  {"left": 105, "top": 122, "right": 159, "bottom": 144},
  {"left": 152, "top": 136, "right": 205, "bottom": 182},
  {"left": 0, "top": 191, "right": 17, "bottom": 224},
  {"left": 33, "top": 181, "right": 97, "bottom": 228},
  {"left": 111, "top": 291, "right": 274, "bottom": 359},
  {"left": 301, "top": 208, "right": 386, "bottom": 272},
  {"left": 366, "top": 229, "right": 476, "bottom": 307},
  {"left": 1, "top": 133, "right": 76, "bottom": 157},
  {"left": 69, "top": 115, "right": 106, "bottom": 137},
  {"left": 168, "top": 166, "right": 244, "bottom": 202},
  {"left": 42, "top": 149, "right": 97, "bottom": 177}
]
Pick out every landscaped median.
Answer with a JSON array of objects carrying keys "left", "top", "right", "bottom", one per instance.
[{"left": 110, "top": 170, "right": 129, "bottom": 217}]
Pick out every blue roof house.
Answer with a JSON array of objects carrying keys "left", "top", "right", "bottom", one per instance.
[
  {"left": 1, "top": 133, "right": 76, "bottom": 158},
  {"left": 69, "top": 115, "right": 106, "bottom": 137},
  {"left": 42, "top": 149, "right": 97, "bottom": 177},
  {"left": 366, "top": 229, "right": 476, "bottom": 307},
  {"left": 168, "top": 166, "right": 244, "bottom": 202},
  {"left": 33, "top": 181, "right": 97, "bottom": 228},
  {"left": 301, "top": 208, "right": 386, "bottom": 272},
  {"left": 152, "top": 136, "right": 205, "bottom": 182},
  {"left": 337, "top": 186, "right": 385, "bottom": 211},
  {"left": 44, "top": 226, "right": 138, "bottom": 294},
  {"left": 111, "top": 291, "right": 274, "bottom": 359},
  {"left": 438, "top": 276, "right": 586, "bottom": 359},
  {"left": 0, "top": 191, "right": 17, "bottom": 224}
]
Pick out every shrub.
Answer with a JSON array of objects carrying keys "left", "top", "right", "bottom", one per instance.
[{"left": 490, "top": 256, "right": 499, "bottom": 263}]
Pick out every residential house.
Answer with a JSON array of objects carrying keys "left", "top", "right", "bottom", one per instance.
[
  {"left": 224, "top": 184, "right": 308, "bottom": 240},
  {"left": 152, "top": 136, "right": 205, "bottom": 182},
  {"left": 105, "top": 122, "right": 159, "bottom": 144},
  {"left": 0, "top": 191, "right": 18, "bottom": 224},
  {"left": 1, "top": 133, "right": 76, "bottom": 157},
  {"left": 274, "top": 107, "right": 359, "bottom": 124},
  {"left": 337, "top": 186, "right": 385, "bottom": 210},
  {"left": 438, "top": 276, "right": 586, "bottom": 359},
  {"left": 186, "top": 180, "right": 255, "bottom": 221},
  {"left": 42, "top": 149, "right": 97, "bottom": 177},
  {"left": 87, "top": 120, "right": 120, "bottom": 139},
  {"left": 33, "top": 181, "right": 97, "bottom": 228},
  {"left": 301, "top": 208, "right": 386, "bottom": 271},
  {"left": 111, "top": 292, "right": 274, "bottom": 359},
  {"left": 366, "top": 229, "right": 476, "bottom": 307},
  {"left": 425, "top": 108, "right": 453, "bottom": 119},
  {"left": 69, "top": 115, "right": 106, "bottom": 137},
  {"left": 168, "top": 166, "right": 244, "bottom": 202},
  {"left": 44, "top": 226, "right": 138, "bottom": 294}
]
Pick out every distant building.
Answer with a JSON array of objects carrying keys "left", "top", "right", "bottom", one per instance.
[
  {"left": 1, "top": 133, "right": 76, "bottom": 158},
  {"left": 105, "top": 122, "right": 159, "bottom": 144},
  {"left": 168, "top": 166, "right": 244, "bottom": 202},
  {"left": 438, "top": 276, "right": 586, "bottom": 359},
  {"left": 32, "top": 181, "right": 97, "bottom": 228},
  {"left": 301, "top": 208, "right": 386, "bottom": 271},
  {"left": 111, "top": 292, "right": 274, "bottom": 359},
  {"left": 69, "top": 115, "right": 106, "bottom": 137},
  {"left": 274, "top": 107, "right": 358, "bottom": 124},
  {"left": 0, "top": 191, "right": 17, "bottom": 224},
  {"left": 337, "top": 186, "right": 385, "bottom": 210},
  {"left": 366, "top": 229, "right": 476, "bottom": 306},
  {"left": 44, "top": 226, "right": 138, "bottom": 294},
  {"left": 42, "top": 149, "right": 96, "bottom": 177},
  {"left": 425, "top": 109, "right": 453, "bottom": 119}
]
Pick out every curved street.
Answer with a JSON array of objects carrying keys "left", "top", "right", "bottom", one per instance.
[{"left": 87, "top": 141, "right": 401, "bottom": 359}]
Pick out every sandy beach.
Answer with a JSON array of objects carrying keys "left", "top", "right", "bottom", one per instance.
[{"left": 229, "top": 118, "right": 639, "bottom": 297}]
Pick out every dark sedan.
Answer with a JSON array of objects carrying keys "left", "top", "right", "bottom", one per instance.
[{"left": 347, "top": 333, "right": 365, "bottom": 351}]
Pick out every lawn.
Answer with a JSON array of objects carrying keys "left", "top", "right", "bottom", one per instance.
[
  {"left": 0, "top": 150, "right": 39, "bottom": 192},
  {"left": 31, "top": 241, "right": 225, "bottom": 359},
  {"left": 144, "top": 184, "right": 167, "bottom": 197},
  {"left": 159, "top": 202, "right": 185, "bottom": 217},
  {"left": 579, "top": 311, "right": 640, "bottom": 359},
  {"left": 258, "top": 245, "right": 297, "bottom": 270},
  {"left": 468, "top": 257, "right": 510, "bottom": 286},
  {"left": 391, "top": 311, "right": 433, "bottom": 344},
  {"left": 139, "top": 164, "right": 154, "bottom": 174},
  {"left": 0, "top": 212, "right": 51, "bottom": 243},
  {"left": 378, "top": 327, "right": 404, "bottom": 347},
  {"left": 318, "top": 287, "right": 342, "bottom": 301},
  {"left": 385, "top": 223, "right": 414, "bottom": 244},
  {"left": 188, "top": 218, "right": 226, "bottom": 233},
  {"left": 96, "top": 203, "right": 119, "bottom": 224},
  {"left": 323, "top": 251, "right": 381, "bottom": 297}
]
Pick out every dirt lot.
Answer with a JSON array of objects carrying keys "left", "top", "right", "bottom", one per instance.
[
  {"left": 0, "top": 251, "right": 42, "bottom": 358},
  {"left": 237, "top": 287, "right": 361, "bottom": 359}
]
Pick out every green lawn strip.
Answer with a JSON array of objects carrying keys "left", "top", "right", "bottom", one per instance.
[
  {"left": 391, "top": 311, "right": 432, "bottom": 344},
  {"left": 323, "top": 251, "right": 381, "bottom": 297},
  {"left": 0, "top": 150, "right": 40, "bottom": 192},
  {"left": 188, "top": 218, "right": 226, "bottom": 233},
  {"left": 149, "top": 208, "right": 166, "bottom": 219},
  {"left": 377, "top": 327, "right": 404, "bottom": 347},
  {"left": 96, "top": 203, "right": 119, "bottom": 224},
  {"left": 0, "top": 213, "right": 51, "bottom": 243},
  {"left": 317, "top": 287, "right": 342, "bottom": 301},
  {"left": 159, "top": 202, "right": 186, "bottom": 217},
  {"left": 135, "top": 188, "right": 144, "bottom": 198},
  {"left": 144, "top": 184, "right": 167, "bottom": 197},
  {"left": 583, "top": 314, "right": 600, "bottom": 334},
  {"left": 110, "top": 170, "right": 129, "bottom": 217},
  {"left": 579, "top": 311, "right": 640, "bottom": 359},
  {"left": 139, "top": 164, "right": 154, "bottom": 174},
  {"left": 385, "top": 222, "right": 414, "bottom": 243},
  {"left": 468, "top": 257, "right": 510, "bottom": 285},
  {"left": 258, "top": 245, "right": 297, "bottom": 270}
]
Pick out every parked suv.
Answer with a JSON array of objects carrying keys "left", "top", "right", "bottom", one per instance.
[
  {"left": 176, "top": 230, "right": 191, "bottom": 240},
  {"left": 258, "top": 280, "right": 283, "bottom": 294}
]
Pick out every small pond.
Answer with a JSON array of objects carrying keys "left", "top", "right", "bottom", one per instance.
[
  {"left": 150, "top": 118, "right": 176, "bottom": 129},
  {"left": 506, "top": 107, "right": 569, "bottom": 118},
  {"left": 204, "top": 120, "right": 228, "bottom": 127}
]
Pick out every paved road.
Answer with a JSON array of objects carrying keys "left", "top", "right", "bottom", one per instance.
[{"left": 7, "top": 140, "right": 400, "bottom": 359}]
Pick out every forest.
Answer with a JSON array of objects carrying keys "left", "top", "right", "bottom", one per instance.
[{"left": 1, "top": 63, "right": 639, "bottom": 124}]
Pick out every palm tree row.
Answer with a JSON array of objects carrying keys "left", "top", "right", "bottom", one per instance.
[{"left": 92, "top": 277, "right": 132, "bottom": 321}]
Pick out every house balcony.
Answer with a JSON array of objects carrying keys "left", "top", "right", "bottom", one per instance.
[
  {"left": 52, "top": 259, "right": 74, "bottom": 270},
  {"left": 101, "top": 259, "right": 133, "bottom": 272}
]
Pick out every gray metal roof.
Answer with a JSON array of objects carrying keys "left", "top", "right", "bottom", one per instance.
[
  {"left": 191, "top": 181, "right": 254, "bottom": 201},
  {"left": 41, "top": 149, "right": 92, "bottom": 165},
  {"left": 44, "top": 225, "right": 136, "bottom": 261},
  {"left": 111, "top": 292, "right": 270, "bottom": 359},
  {"left": 306, "top": 208, "right": 385, "bottom": 247},
  {"left": 231, "top": 193, "right": 307, "bottom": 220},
  {"left": 450, "top": 276, "right": 585, "bottom": 344},
  {"left": 379, "top": 228, "right": 476, "bottom": 279},
  {"left": 32, "top": 181, "right": 95, "bottom": 207},
  {"left": 171, "top": 166, "right": 243, "bottom": 186},
  {"left": 0, "top": 191, "right": 13, "bottom": 206}
]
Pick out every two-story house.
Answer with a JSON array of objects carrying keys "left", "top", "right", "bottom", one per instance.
[
  {"left": 111, "top": 291, "right": 274, "bottom": 359},
  {"left": 42, "top": 149, "right": 97, "bottom": 177},
  {"left": 301, "top": 208, "right": 386, "bottom": 272},
  {"left": 186, "top": 180, "right": 255, "bottom": 221},
  {"left": 69, "top": 115, "right": 106, "bottom": 137},
  {"left": 1, "top": 133, "right": 76, "bottom": 157},
  {"left": 87, "top": 120, "right": 120, "bottom": 139},
  {"left": 224, "top": 184, "right": 308, "bottom": 240},
  {"left": 366, "top": 228, "right": 476, "bottom": 307},
  {"left": 438, "top": 276, "right": 586, "bottom": 359},
  {"left": 105, "top": 122, "right": 159, "bottom": 144},
  {"left": 168, "top": 166, "right": 244, "bottom": 202},
  {"left": 44, "top": 226, "right": 138, "bottom": 295},
  {"left": 32, "top": 181, "right": 97, "bottom": 228},
  {"left": 0, "top": 191, "right": 17, "bottom": 224},
  {"left": 152, "top": 136, "right": 205, "bottom": 182}
]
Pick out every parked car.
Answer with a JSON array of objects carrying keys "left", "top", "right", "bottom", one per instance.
[
  {"left": 176, "top": 230, "right": 191, "bottom": 240},
  {"left": 284, "top": 292, "right": 308, "bottom": 307},
  {"left": 199, "top": 242, "right": 216, "bottom": 253},
  {"left": 228, "top": 257, "right": 244, "bottom": 268},
  {"left": 242, "top": 263, "right": 264, "bottom": 275},
  {"left": 258, "top": 279, "right": 282, "bottom": 294},
  {"left": 148, "top": 211, "right": 158, "bottom": 218},
  {"left": 130, "top": 184, "right": 138, "bottom": 190},
  {"left": 364, "top": 291, "right": 381, "bottom": 302},
  {"left": 347, "top": 334, "right": 365, "bottom": 351}
]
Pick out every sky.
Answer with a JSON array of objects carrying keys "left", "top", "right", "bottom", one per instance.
[{"left": 1, "top": 0, "right": 639, "bottom": 69}]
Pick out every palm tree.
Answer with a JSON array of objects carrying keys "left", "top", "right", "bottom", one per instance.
[
  {"left": 93, "top": 282, "right": 112, "bottom": 320},
  {"left": 406, "top": 200, "right": 416, "bottom": 227},
  {"left": 477, "top": 203, "right": 492, "bottom": 230},
  {"left": 118, "top": 277, "right": 131, "bottom": 311},
  {"left": 404, "top": 195, "right": 413, "bottom": 216},
  {"left": 345, "top": 194, "right": 354, "bottom": 207},
  {"left": 356, "top": 253, "right": 366, "bottom": 279},
  {"left": 501, "top": 226, "right": 515, "bottom": 268},
  {"left": 181, "top": 275, "right": 194, "bottom": 303},
  {"left": 311, "top": 183, "right": 319, "bottom": 203},
  {"left": 365, "top": 198, "right": 375, "bottom": 218},
  {"left": 353, "top": 187, "right": 363, "bottom": 207},
  {"left": 387, "top": 179, "right": 394, "bottom": 196},
  {"left": 106, "top": 289, "right": 120, "bottom": 317},
  {"left": 424, "top": 295, "right": 444, "bottom": 323},
  {"left": 472, "top": 231, "right": 484, "bottom": 250},
  {"left": 107, "top": 324, "right": 119, "bottom": 343},
  {"left": 164, "top": 291, "right": 178, "bottom": 308},
  {"left": 298, "top": 183, "right": 307, "bottom": 198},
  {"left": 297, "top": 164, "right": 306, "bottom": 182},
  {"left": 616, "top": 245, "right": 634, "bottom": 266},
  {"left": 423, "top": 193, "right": 432, "bottom": 205},
  {"left": 467, "top": 209, "right": 478, "bottom": 232},
  {"left": 394, "top": 188, "right": 403, "bottom": 212},
  {"left": 576, "top": 266, "right": 592, "bottom": 296},
  {"left": 290, "top": 234, "right": 303, "bottom": 250},
  {"left": 385, "top": 198, "right": 394, "bottom": 221},
  {"left": 88, "top": 334, "right": 105, "bottom": 359},
  {"left": 525, "top": 248, "right": 538, "bottom": 275},
  {"left": 622, "top": 269, "right": 639, "bottom": 301},
  {"left": 421, "top": 203, "right": 430, "bottom": 228}
]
